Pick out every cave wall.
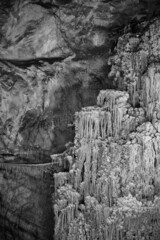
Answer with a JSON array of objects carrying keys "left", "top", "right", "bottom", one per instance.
[
  {"left": 0, "top": 0, "right": 113, "bottom": 156},
  {"left": 1, "top": 0, "right": 160, "bottom": 156},
  {"left": 0, "top": 59, "right": 107, "bottom": 155},
  {"left": 0, "top": 164, "right": 54, "bottom": 240},
  {"left": 1, "top": 1, "right": 160, "bottom": 240}
]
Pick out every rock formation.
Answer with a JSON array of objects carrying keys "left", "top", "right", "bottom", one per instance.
[
  {"left": 1, "top": 0, "right": 160, "bottom": 158},
  {"left": 0, "top": 0, "right": 111, "bottom": 158},
  {"left": 1, "top": 0, "right": 160, "bottom": 240},
  {"left": 54, "top": 18, "right": 160, "bottom": 240},
  {"left": 0, "top": 163, "right": 55, "bottom": 240}
]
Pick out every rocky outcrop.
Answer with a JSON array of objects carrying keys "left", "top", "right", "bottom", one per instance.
[{"left": 53, "top": 18, "right": 160, "bottom": 240}]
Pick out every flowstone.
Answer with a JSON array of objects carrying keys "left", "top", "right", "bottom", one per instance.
[{"left": 53, "top": 18, "right": 160, "bottom": 240}]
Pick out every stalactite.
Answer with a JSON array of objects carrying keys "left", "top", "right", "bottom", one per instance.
[
  {"left": 84, "top": 147, "right": 92, "bottom": 195},
  {"left": 76, "top": 88, "right": 132, "bottom": 141},
  {"left": 54, "top": 75, "right": 160, "bottom": 239},
  {"left": 142, "top": 66, "right": 160, "bottom": 120},
  {"left": 54, "top": 204, "right": 59, "bottom": 222},
  {"left": 129, "top": 144, "right": 138, "bottom": 173},
  {"left": 74, "top": 169, "right": 82, "bottom": 190},
  {"left": 128, "top": 82, "right": 138, "bottom": 107},
  {"left": 75, "top": 106, "right": 125, "bottom": 140},
  {"left": 91, "top": 143, "right": 99, "bottom": 192},
  {"left": 95, "top": 204, "right": 103, "bottom": 226},
  {"left": 67, "top": 188, "right": 80, "bottom": 211},
  {"left": 97, "top": 90, "right": 129, "bottom": 109},
  {"left": 140, "top": 51, "right": 148, "bottom": 73},
  {"left": 106, "top": 112, "right": 112, "bottom": 136},
  {"left": 55, "top": 204, "right": 76, "bottom": 237},
  {"left": 95, "top": 181, "right": 103, "bottom": 201},
  {"left": 114, "top": 107, "right": 124, "bottom": 137}
]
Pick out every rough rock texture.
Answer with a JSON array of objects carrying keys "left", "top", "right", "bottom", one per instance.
[
  {"left": 0, "top": 0, "right": 158, "bottom": 60},
  {"left": 0, "top": 59, "right": 107, "bottom": 157},
  {"left": 0, "top": 55, "right": 108, "bottom": 157},
  {"left": 1, "top": 1, "right": 160, "bottom": 240},
  {"left": 54, "top": 18, "right": 160, "bottom": 240},
  {"left": 0, "top": 0, "right": 112, "bottom": 157},
  {"left": 1, "top": 0, "right": 160, "bottom": 157},
  {"left": 0, "top": 164, "right": 54, "bottom": 240}
]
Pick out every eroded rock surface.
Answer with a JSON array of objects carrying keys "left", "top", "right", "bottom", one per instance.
[
  {"left": 0, "top": 0, "right": 116, "bottom": 157},
  {"left": 54, "top": 17, "right": 160, "bottom": 240},
  {"left": 0, "top": 164, "right": 54, "bottom": 240},
  {"left": 1, "top": 1, "right": 160, "bottom": 240},
  {"left": 1, "top": 0, "right": 160, "bottom": 157},
  {"left": 0, "top": 59, "right": 106, "bottom": 156}
]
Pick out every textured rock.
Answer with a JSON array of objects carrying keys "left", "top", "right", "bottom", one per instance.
[
  {"left": 1, "top": 0, "right": 160, "bottom": 60},
  {"left": 0, "top": 0, "right": 115, "bottom": 156},
  {"left": 1, "top": 0, "right": 160, "bottom": 156},
  {"left": 0, "top": 57, "right": 108, "bottom": 156},
  {"left": 0, "top": 164, "right": 54, "bottom": 240},
  {"left": 54, "top": 17, "right": 160, "bottom": 240},
  {"left": 1, "top": 0, "right": 160, "bottom": 239}
]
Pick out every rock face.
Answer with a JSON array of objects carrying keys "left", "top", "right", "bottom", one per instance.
[
  {"left": 54, "top": 18, "right": 160, "bottom": 240},
  {"left": 0, "top": 59, "right": 106, "bottom": 156},
  {"left": 1, "top": 0, "right": 160, "bottom": 157},
  {"left": 1, "top": 0, "right": 160, "bottom": 240},
  {"left": 0, "top": 0, "right": 111, "bottom": 157},
  {"left": 0, "top": 164, "right": 54, "bottom": 240}
]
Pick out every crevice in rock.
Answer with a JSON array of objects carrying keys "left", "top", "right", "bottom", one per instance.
[{"left": 0, "top": 56, "right": 76, "bottom": 68}]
